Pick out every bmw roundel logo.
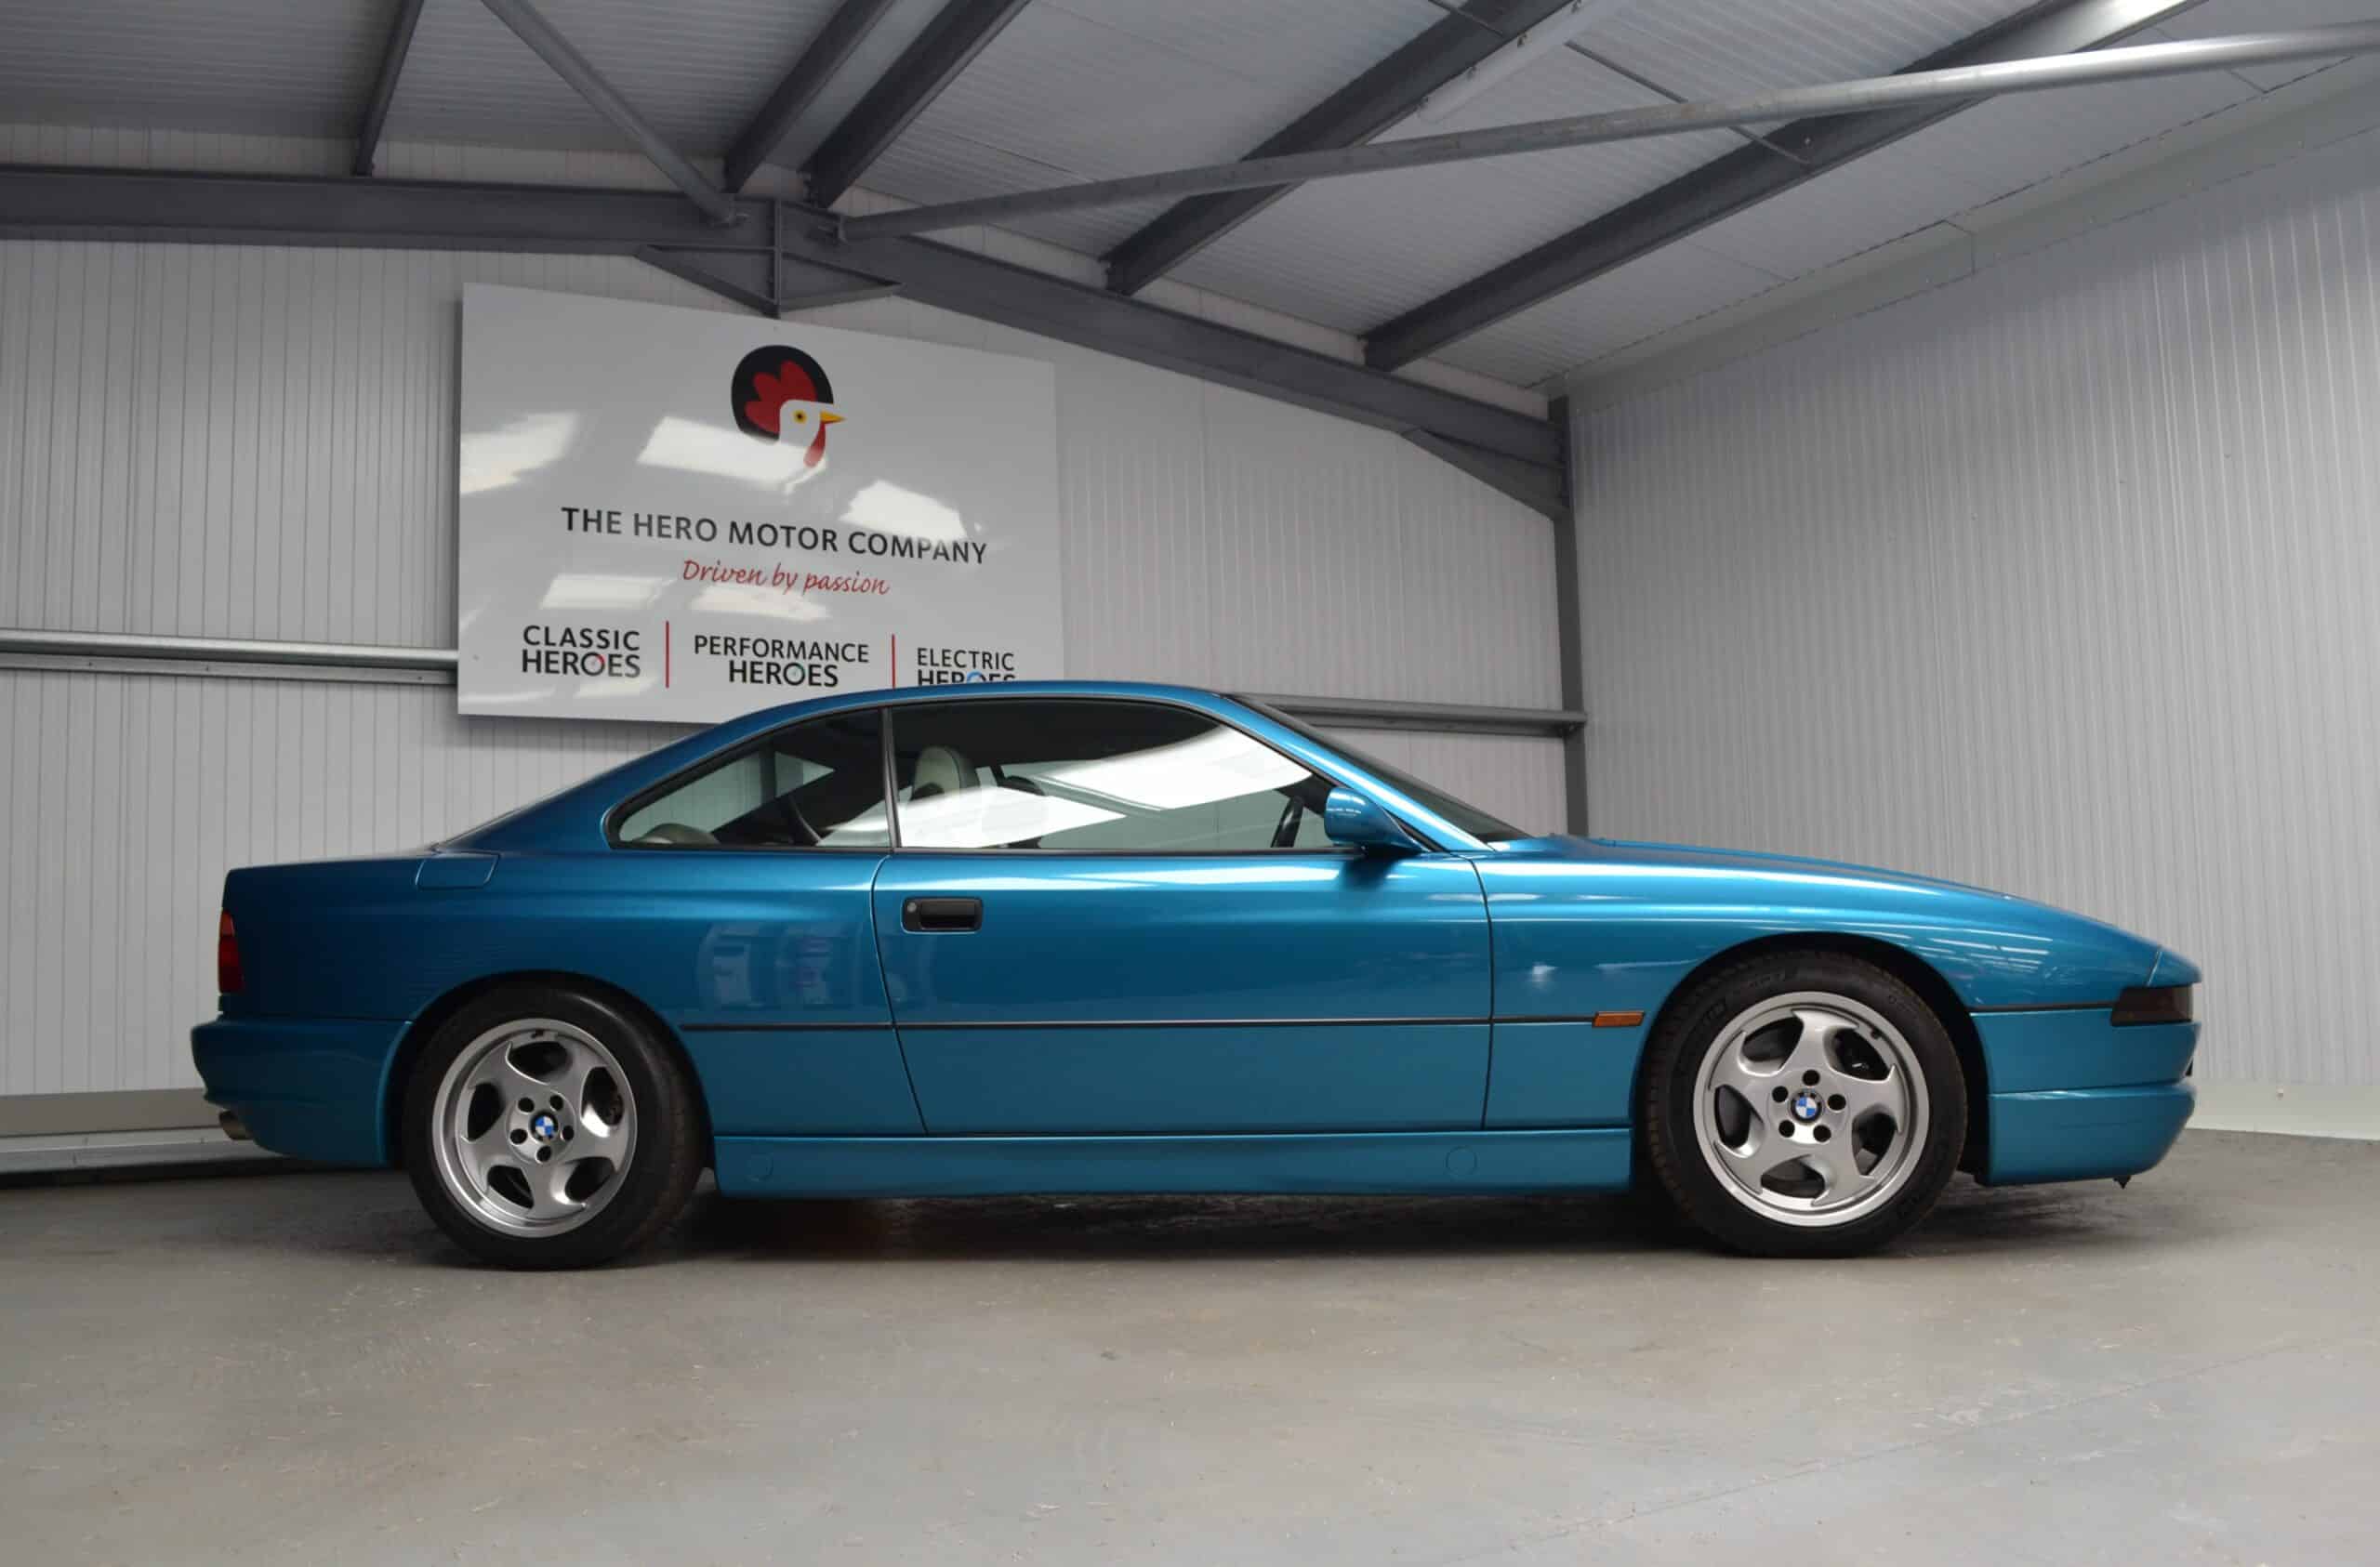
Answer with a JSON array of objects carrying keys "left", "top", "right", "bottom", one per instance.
[
  {"left": 530, "top": 1112, "right": 560, "bottom": 1142},
  {"left": 1792, "top": 1092, "right": 1822, "bottom": 1123}
]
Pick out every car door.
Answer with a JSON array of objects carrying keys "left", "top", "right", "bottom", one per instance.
[
  {"left": 602, "top": 706, "right": 919, "bottom": 1135},
  {"left": 868, "top": 696, "right": 1493, "bottom": 1134}
]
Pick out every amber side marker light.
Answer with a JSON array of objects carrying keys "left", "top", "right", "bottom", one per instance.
[
  {"left": 2111, "top": 984, "right": 2191, "bottom": 1026},
  {"left": 1592, "top": 1010, "right": 1645, "bottom": 1028},
  {"left": 217, "top": 910, "right": 245, "bottom": 994}
]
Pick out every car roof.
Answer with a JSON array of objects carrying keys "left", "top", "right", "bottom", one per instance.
[
  {"left": 444, "top": 681, "right": 1496, "bottom": 858},
  {"left": 748, "top": 678, "right": 1228, "bottom": 721}
]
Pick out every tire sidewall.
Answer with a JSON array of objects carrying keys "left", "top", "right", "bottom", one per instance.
[
  {"left": 1643, "top": 953, "right": 1967, "bottom": 1257},
  {"left": 403, "top": 985, "right": 699, "bottom": 1269}
]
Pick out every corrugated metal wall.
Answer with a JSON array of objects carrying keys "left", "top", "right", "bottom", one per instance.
[
  {"left": 1575, "top": 126, "right": 2380, "bottom": 1090},
  {"left": 0, "top": 673, "right": 666, "bottom": 1097},
  {"left": 0, "top": 236, "right": 1563, "bottom": 1101}
]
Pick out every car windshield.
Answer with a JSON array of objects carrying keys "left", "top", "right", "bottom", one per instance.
[{"left": 1234, "top": 697, "right": 1528, "bottom": 844}]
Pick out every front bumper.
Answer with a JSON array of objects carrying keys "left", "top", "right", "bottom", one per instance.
[
  {"left": 1973, "top": 1009, "right": 2198, "bottom": 1185},
  {"left": 1982, "top": 1081, "right": 2196, "bottom": 1184},
  {"left": 192, "top": 1015, "right": 410, "bottom": 1165}
]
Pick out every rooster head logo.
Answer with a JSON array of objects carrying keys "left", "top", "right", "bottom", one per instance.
[{"left": 731, "top": 344, "right": 841, "bottom": 468}]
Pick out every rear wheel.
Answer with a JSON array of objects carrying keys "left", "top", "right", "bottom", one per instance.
[
  {"left": 403, "top": 986, "right": 702, "bottom": 1269},
  {"left": 1641, "top": 952, "right": 1965, "bottom": 1257}
]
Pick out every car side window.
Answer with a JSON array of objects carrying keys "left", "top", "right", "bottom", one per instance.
[
  {"left": 615, "top": 710, "right": 889, "bottom": 849},
  {"left": 890, "top": 699, "right": 1338, "bottom": 852}
]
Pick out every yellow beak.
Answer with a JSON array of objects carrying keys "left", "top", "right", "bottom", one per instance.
[{"left": 819, "top": 411, "right": 843, "bottom": 425}]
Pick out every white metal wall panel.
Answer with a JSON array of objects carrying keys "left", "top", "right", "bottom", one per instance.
[
  {"left": 0, "top": 237, "right": 1557, "bottom": 695},
  {"left": 0, "top": 670, "right": 673, "bottom": 1097},
  {"left": 1574, "top": 125, "right": 2380, "bottom": 1089},
  {"left": 0, "top": 243, "right": 747, "bottom": 648},
  {"left": 1320, "top": 729, "right": 1566, "bottom": 841},
  {"left": 0, "top": 223, "right": 1557, "bottom": 1100}
]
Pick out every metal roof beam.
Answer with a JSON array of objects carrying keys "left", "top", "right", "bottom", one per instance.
[
  {"left": 722, "top": 0, "right": 904, "bottom": 194},
  {"left": 776, "top": 277, "right": 906, "bottom": 311},
  {"left": 801, "top": 0, "right": 1034, "bottom": 209},
  {"left": 353, "top": 0, "right": 428, "bottom": 178},
  {"left": 1397, "top": 428, "right": 1567, "bottom": 524},
  {"left": 806, "top": 221, "right": 1560, "bottom": 467},
  {"left": 636, "top": 245, "right": 782, "bottom": 314},
  {"left": 1364, "top": 0, "right": 2213, "bottom": 369},
  {"left": 834, "top": 4, "right": 2353, "bottom": 246},
  {"left": 0, "top": 165, "right": 1559, "bottom": 475},
  {"left": 1102, "top": 0, "right": 1580, "bottom": 297},
  {"left": 476, "top": 0, "right": 739, "bottom": 225}
]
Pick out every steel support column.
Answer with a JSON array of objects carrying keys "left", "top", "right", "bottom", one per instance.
[{"left": 1546, "top": 396, "right": 1588, "bottom": 834}]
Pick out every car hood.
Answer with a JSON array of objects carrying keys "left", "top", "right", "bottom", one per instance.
[
  {"left": 1498, "top": 834, "right": 2014, "bottom": 898},
  {"left": 1474, "top": 835, "right": 2187, "bottom": 1008}
]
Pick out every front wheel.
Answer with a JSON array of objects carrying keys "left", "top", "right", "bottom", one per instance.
[
  {"left": 1640, "top": 952, "right": 1966, "bottom": 1257},
  {"left": 403, "top": 986, "right": 704, "bottom": 1269}
]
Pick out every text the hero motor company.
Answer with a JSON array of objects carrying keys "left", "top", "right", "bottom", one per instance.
[{"left": 457, "top": 284, "right": 1064, "bottom": 724}]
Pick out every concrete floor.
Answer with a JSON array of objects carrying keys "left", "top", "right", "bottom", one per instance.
[{"left": 2, "top": 1130, "right": 2373, "bottom": 1565}]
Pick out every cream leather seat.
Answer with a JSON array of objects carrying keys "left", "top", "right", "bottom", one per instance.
[{"left": 909, "top": 744, "right": 975, "bottom": 798}]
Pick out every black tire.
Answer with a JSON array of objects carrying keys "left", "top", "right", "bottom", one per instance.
[
  {"left": 1640, "top": 951, "right": 1966, "bottom": 1258},
  {"left": 403, "top": 985, "right": 704, "bottom": 1269}
]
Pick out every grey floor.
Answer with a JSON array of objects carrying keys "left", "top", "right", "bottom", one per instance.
[{"left": 3, "top": 1130, "right": 2374, "bottom": 1565}]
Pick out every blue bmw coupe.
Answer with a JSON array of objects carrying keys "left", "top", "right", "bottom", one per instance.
[{"left": 194, "top": 681, "right": 2197, "bottom": 1267}]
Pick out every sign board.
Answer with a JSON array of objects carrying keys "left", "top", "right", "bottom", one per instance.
[{"left": 456, "top": 283, "right": 1064, "bottom": 723}]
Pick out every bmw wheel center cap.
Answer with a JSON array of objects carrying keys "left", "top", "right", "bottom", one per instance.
[
  {"left": 530, "top": 1112, "right": 560, "bottom": 1142},
  {"left": 1792, "top": 1091, "right": 1822, "bottom": 1123}
]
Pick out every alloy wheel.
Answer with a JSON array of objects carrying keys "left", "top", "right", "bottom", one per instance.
[
  {"left": 1688, "top": 990, "right": 1930, "bottom": 1229},
  {"left": 429, "top": 1018, "right": 638, "bottom": 1237}
]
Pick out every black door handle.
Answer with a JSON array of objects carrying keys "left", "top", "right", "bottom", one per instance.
[{"left": 903, "top": 896, "right": 983, "bottom": 933}]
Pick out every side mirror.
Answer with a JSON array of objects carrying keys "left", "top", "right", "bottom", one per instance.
[{"left": 1323, "top": 786, "right": 1414, "bottom": 853}]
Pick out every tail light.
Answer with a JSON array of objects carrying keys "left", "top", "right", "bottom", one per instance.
[{"left": 217, "top": 910, "right": 245, "bottom": 994}]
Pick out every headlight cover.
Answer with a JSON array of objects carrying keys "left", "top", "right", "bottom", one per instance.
[{"left": 2112, "top": 984, "right": 2193, "bottom": 1027}]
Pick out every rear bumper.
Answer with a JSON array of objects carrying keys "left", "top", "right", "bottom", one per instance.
[{"left": 191, "top": 1015, "right": 409, "bottom": 1166}]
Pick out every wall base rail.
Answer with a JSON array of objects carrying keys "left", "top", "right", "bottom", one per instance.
[{"left": 0, "top": 629, "right": 1585, "bottom": 742}]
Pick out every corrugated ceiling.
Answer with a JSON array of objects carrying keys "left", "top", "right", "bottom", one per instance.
[
  {"left": 1166, "top": 46, "right": 1744, "bottom": 334},
  {"left": 0, "top": 0, "right": 2360, "bottom": 395},
  {"left": 382, "top": 0, "right": 851, "bottom": 153},
  {"left": 860, "top": 0, "right": 1445, "bottom": 257},
  {"left": 0, "top": 0, "right": 389, "bottom": 138}
]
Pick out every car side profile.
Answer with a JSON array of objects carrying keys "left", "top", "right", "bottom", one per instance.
[{"left": 192, "top": 681, "right": 2198, "bottom": 1268}]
